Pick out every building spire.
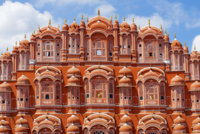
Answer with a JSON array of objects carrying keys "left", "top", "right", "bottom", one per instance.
[
  {"left": 64, "top": 18, "right": 67, "bottom": 24},
  {"left": 110, "top": 16, "right": 113, "bottom": 23},
  {"left": 184, "top": 42, "right": 186, "bottom": 47},
  {"left": 81, "top": 14, "right": 84, "bottom": 20},
  {"left": 48, "top": 19, "right": 51, "bottom": 26},
  {"left": 73, "top": 17, "right": 76, "bottom": 22},
  {"left": 58, "top": 24, "right": 60, "bottom": 29},
  {"left": 87, "top": 16, "right": 89, "bottom": 23},
  {"left": 115, "top": 14, "right": 117, "bottom": 20},
  {"left": 132, "top": 17, "right": 135, "bottom": 24},
  {"left": 148, "top": 19, "right": 150, "bottom": 27},
  {"left": 38, "top": 25, "right": 40, "bottom": 31},
  {"left": 24, "top": 34, "right": 26, "bottom": 40},
  {"left": 165, "top": 29, "right": 167, "bottom": 35},
  {"left": 123, "top": 16, "right": 125, "bottom": 21},
  {"left": 15, "top": 41, "right": 17, "bottom": 46},
  {"left": 174, "top": 33, "right": 176, "bottom": 40},
  {"left": 6, "top": 47, "right": 8, "bottom": 51},
  {"left": 98, "top": 8, "right": 100, "bottom": 16},
  {"left": 160, "top": 25, "right": 162, "bottom": 31}
]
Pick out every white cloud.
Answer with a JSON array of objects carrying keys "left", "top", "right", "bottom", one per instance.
[
  {"left": 0, "top": 1, "right": 58, "bottom": 53},
  {"left": 95, "top": 3, "right": 116, "bottom": 17},
  {"left": 192, "top": 35, "right": 200, "bottom": 52},
  {"left": 35, "top": 0, "right": 101, "bottom": 7},
  {"left": 127, "top": 13, "right": 171, "bottom": 29}
]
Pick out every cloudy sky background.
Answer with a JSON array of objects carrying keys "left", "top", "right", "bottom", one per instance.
[{"left": 0, "top": 0, "right": 200, "bottom": 53}]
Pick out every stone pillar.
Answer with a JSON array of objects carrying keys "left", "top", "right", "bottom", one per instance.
[
  {"left": 80, "top": 28, "right": 85, "bottom": 61},
  {"left": 113, "top": 26, "right": 119, "bottom": 61}
]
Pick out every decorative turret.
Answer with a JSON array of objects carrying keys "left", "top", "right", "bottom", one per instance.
[
  {"left": 62, "top": 19, "right": 69, "bottom": 31},
  {"left": 120, "top": 16, "right": 130, "bottom": 31},
  {"left": 113, "top": 15, "right": 119, "bottom": 29},
  {"left": 170, "top": 75, "right": 185, "bottom": 114},
  {"left": 16, "top": 75, "right": 31, "bottom": 114},
  {"left": 80, "top": 15, "right": 86, "bottom": 29},
  {"left": 131, "top": 17, "right": 137, "bottom": 31},
  {"left": 69, "top": 17, "right": 79, "bottom": 33}
]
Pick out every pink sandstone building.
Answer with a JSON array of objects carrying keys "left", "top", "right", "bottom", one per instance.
[{"left": 0, "top": 11, "right": 200, "bottom": 134}]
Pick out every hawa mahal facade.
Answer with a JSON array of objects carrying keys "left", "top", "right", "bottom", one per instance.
[{"left": 0, "top": 11, "right": 200, "bottom": 134}]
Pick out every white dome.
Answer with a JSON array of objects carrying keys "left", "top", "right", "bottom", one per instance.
[{"left": 192, "top": 35, "right": 200, "bottom": 52}]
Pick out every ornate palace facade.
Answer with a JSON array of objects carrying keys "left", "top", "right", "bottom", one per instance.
[{"left": 0, "top": 12, "right": 200, "bottom": 134}]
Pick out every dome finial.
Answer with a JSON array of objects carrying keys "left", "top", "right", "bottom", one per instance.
[
  {"left": 165, "top": 29, "right": 167, "bottom": 35},
  {"left": 160, "top": 25, "right": 162, "bottom": 31},
  {"left": 6, "top": 47, "right": 8, "bottom": 51},
  {"left": 148, "top": 19, "right": 150, "bottom": 27},
  {"left": 64, "top": 18, "right": 67, "bottom": 24},
  {"left": 115, "top": 14, "right": 117, "bottom": 20},
  {"left": 184, "top": 42, "right": 186, "bottom": 47},
  {"left": 123, "top": 16, "right": 125, "bottom": 21},
  {"left": 48, "top": 18, "right": 51, "bottom": 26},
  {"left": 194, "top": 44, "right": 196, "bottom": 51},
  {"left": 15, "top": 41, "right": 17, "bottom": 46},
  {"left": 38, "top": 25, "right": 40, "bottom": 31},
  {"left": 33, "top": 30, "right": 35, "bottom": 34},
  {"left": 87, "top": 16, "right": 89, "bottom": 23},
  {"left": 98, "top": 8, "right": 100, "bottom": 16},
  {"left": 110, "top": 16, "right": 113, "bottom": 23},
  {"left": 132, "top": 17, "right": 134, "bottom": 24},
  {"left": 24, "top": 34, "right": 26, "bottom": 39},
  {"left": 58, "top": 24, "right": 60, "bottom": 29},
  {"left": 81, "top": 14, "right": 84, "bottom": 20},
  {"left": 73, "top": 17, "right": 76, "bottom": 22},
  {"left": 174, "top": 33, "right": 176, "bottom": 40},
  {"left": 138, "top": 25, "right": 141, "bottom": 31}
]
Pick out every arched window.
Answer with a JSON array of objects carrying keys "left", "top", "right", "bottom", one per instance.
[
  {"left": 43, "top": 41, "right": 53, "bottom": 57},
  {"left": 41, "top": 78, "right": 54, "bottom": 105},
  {"left": 145, "top": 80, "right": 159, "bottom": 105}
]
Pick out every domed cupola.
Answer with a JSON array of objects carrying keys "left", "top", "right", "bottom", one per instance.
[
  {"left": 173, "top": 124, "right": 186, "bottom": 131},
  {"left": 19, "top": 34, "right": 29, "bottom": 50},
  {"left": 15, "top": 116, "right": 29, "bottom": 133},
  {"left": 131, "top": 18, "right": 137, "bottom": 31},
  {"left": 12, "top": 42, "right": 19, "bottom": 54},
  {"left": 190, "top": 81, "right": 200, "bottom": 92},
  {"left": 67, "top": 114, "right": 80, "bottom": 124},
  {"left": 69, "top": 17, "right": 80, "bottom": 33},
  {"left": 16, "top": 74, "right": 31, "bottom": 86},
  {"left": 190, "top": 50, "right": 199, "bottom": 59},
  {"left": 80, "top": 15, "right": 86, "bottom": 29},
  {"left": 119, "top": 66, "right": 132, "bottom": 77},
  {"left": 0, "top": 119, "right": 10, "bottom": 133},
  {"left": 170, "top": 74, "right": 185, "bottom": 86},
  {"left": 62, "top": 19, "right": 69, "bottom": 31},
  {"left": 67, "top": 66, "right": 81, "bottom": 77},
  {"left": 120, "top": 114, "right": 132, "bottom": 123},
  {"left": 119, "top": 123, "right": 132, "bottom": 132},
  {"left": 173, "top": 115, "right": 185, "bottom": 124},
  {"left": 0, "top": 82, "right": 12, "bottom": 93},
  {"left": 171, "top": 34, "right": 183, "bottom": 50},
  {"left": 66, "top": 75, "right": 81, "bottom": 87},
  {"left": 172, "top": 115, "right": 187, "bottom": 133},
  {"left": 67, "top": 123, "right": 80, "bottom": 133},
  {"left": 120, "top": 17, "right": 130, "bottom": 31},
  {"left": 1, "top": 48, "right": 11, "bottom": 60},
  {"left": 118, "top": 76, "right": 132, "bottom": 87}
]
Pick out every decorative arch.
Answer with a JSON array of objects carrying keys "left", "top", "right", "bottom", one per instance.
[
  {"left": 137, "top": 67, "right": 166, "bottom": 106},
  {"left": 138, "top": 114, "right": 168, "bottom": 134},
  {"left": 32, "top": 114, "right": 62, "bottom": 133},
  {"left": 83, "top": 113, "right": 115, "bottom": 134},
  {"left": 84, "top": 65, "right": 115, "bottom": 105},
  {"left": 34, "top": 66, "right": 62, "bottom": 107}
]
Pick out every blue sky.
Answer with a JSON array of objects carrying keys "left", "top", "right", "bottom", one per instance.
[{"left": 0, "top": 0, "right": 200, "bottom": 53}]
